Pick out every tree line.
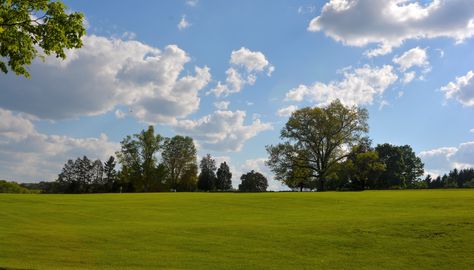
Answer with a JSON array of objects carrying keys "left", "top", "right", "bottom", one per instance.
[
  {"left": 25, "top": 126, "right": 268, "bottom": 193},
  {"left": 14, "top": 100, "right": 474, "bottom": 194}
]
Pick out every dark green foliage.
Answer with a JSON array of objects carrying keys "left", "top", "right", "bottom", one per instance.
[
  {"left": 197, "top": 154, "right": 216, "bottom": 191},
  {"left": 116, "top": 126, "right": 163, "bottom": 192},
  {"left": 375, "top": 144, "right": 424, "bottom": 189},
  {"left": 426, "top": 168, "right": 474, "bottom": 189},
  {"left": 266, "top": 100, "right": 369, "bottom": 191},
  {"left": 161, "top": 136, "right": 198, "bottom": 191},
  {"left": 57, "top": 156, "right": 104, "bottom": 193},
  {"left": 0, "top": 0, "right": 86, "bottom": 77},
  {"left": 216, "top": 162, "right": 232, "bottom": 191},
  {"left": 238, "top": 170, "right": 268, "bottom": 192}
]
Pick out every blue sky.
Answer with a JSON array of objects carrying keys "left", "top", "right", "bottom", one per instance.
[{"left": 1, "top": 0, "right": 474, "bottom": 190}]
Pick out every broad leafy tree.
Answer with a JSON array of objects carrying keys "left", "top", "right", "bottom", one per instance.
[
  {"left": 375, "top": 144, "right": 424, "bottom": 189},
  {"left": 116, "top": 126, "right": 163, "bottom": 192},
  {"left": 238, "top": 170, "right": 268, "bottom": 192},
  {"left": 216, "top": 162, "right": 232, "bottom": 191},
  {"left": 161, "top": 135, "right": 198, "bottom": 191},
  {"left": 266, "top": 100, "right": 369, "bottom": 191},
  {"left": 0, "top": 0, "right": 85, "bottom": 77},
  {"left": 197, "top": 154, "right": 217, "bottom": 191}
]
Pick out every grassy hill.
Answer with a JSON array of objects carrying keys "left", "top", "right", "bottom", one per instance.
[{"left": 1, "top": 190, "right": 473, "bottom": 269}]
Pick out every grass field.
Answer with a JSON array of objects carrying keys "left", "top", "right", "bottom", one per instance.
[{"left": 1, "top": 190, "right": 473, "bottom": 269}]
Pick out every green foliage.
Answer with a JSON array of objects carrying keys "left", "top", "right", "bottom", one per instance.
[
  {"left": 375, "top": 143, "right": 424, "bottom": 188},
  {"left": 0, "top": 0, "right": 85, "bottom": 77},
  {"left": 116, "top": 126, "right": 163, "bottom": 192},
  {"left": 216, "top": 162, "right": 232, "bottom": 191},
  {"left": 267, "top": 99, "right": 369, "bottom": 191},
  {"left": 1, "top": 190, "right": 473, "bottom": 269},
  {"left": 161, "top": 135, "right": 198, "bottom": 191},
  {"left": 197, "top": 154, "right": 217, "bottom": 191},
  {"left": 238, "top": 170, "right": 268, "bottom": 192},
  {"left": 0, "top": 180, "right": 35, "bottom": 193}
]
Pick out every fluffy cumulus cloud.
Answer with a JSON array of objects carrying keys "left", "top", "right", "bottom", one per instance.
[
  {"left": 420, "top": 141, "right": 474, "bottom": 176},
  {"left": 0, "top": 109, "right": 119, "bottom": 182},
  {"left": 441, "top": 70, "right": 474, "bottom": 106},
  {"left": 0, "top": 35, "right": 211, "bottom": 124},
  {"left": 277, "top": 105, "right": 298, "bottom": 117},
  {"left": 308, "top": 0, "right": 474, "bottom": 57},
  {"left": 285, "top": 65, "right": 398, "bottom": 106},
  {"left": 208, "top": 47, "right": 274, "bottom": 97},
  {"left": 174, "top": 110, "right": 272, "bottom": 152},
  {"left": 393, "top": 47, "right": 430, "bottom": 72}
]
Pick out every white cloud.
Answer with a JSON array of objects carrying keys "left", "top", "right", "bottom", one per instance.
[
  {"left": 277, "top": 105, "right": 298, "bottom": 117},
  {"left": 0, "top": 35, "right": 211, "bottom": 124},
  {"left": 393, "top": 47, "right": 429, "bottom": 72},
  {"left": 178, "top": 15, "right": 190, "bottom": 30},
  {"left": 115, "top": 109, "right": 126, "bottom": 119},
  {"left": 214, "top": 101, "right": 230, "bottom": 110},
  {"left": 403, "top": 71, "right": 417, "bottom": 84},
  {"left": 186, "top": 0, "right": 198, "bottom": 7},
  {"left": 470, "top": 128, "right": 474, "bottom": 133},
  {"left": 285, "top": 65, "right": 398, "bottom": 106},
  {"left": 378, "top": 100, "right": 390, "bottom": 110},
  {"left": 298, "top": 5, "right": 316, "bottom": 14},
  {"left": 308, "top": 0, "right": 474, "bottom": 57},
  {"left": 441, "top": 70, "right": 474, "bottom": 106},
  {"left": 174, "top": 110, "right": 272, "bottom": 152},
  {"left": 208, "top": 47, "right": 274, "bottom": 97},
  {"left": 420, "top": 142, "right": 474, "bottom": 176},
  {"left": 0, "top": 109, "right": 119, "bottom": 182}
]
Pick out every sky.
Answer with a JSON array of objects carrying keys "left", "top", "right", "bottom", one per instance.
[{"left": 1, "top": 0, "right": 474, "bottom": 190}]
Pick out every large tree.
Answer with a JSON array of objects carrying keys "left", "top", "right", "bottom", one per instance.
[
  {"left": 197, "top": 154, "right": 217, "bottom": 191},
  {"left": 375, "top": 144, "right": 424, "bottom": 189},
  {"left": 216, "top": 162, "right": 232, "bottom": 191},
  {"left": 238, "top": 170, "right": 268, "bottom": 192},
  {"left": 161, "top": 135, "right": 198, "bottom": 191},
  {"left": 0, "top": 0, "right": 85, "bottom": 77},
  {"left": 266, "top": 100, "right": 369, "bottom": 191},
  {"left": 116, "top": 126, "right": 163, "bottom": 192}
]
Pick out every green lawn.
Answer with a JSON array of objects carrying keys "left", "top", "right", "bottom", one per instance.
[{"left": 1, "top": 190, "right": 473, "bottom": 270}]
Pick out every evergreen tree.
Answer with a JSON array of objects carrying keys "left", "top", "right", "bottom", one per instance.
[
  {"left": 197, "top": 154, "right": 217, "bottom": 191},
  {"left": 216, "top": 162, "right": 232, "bottom": 191}
]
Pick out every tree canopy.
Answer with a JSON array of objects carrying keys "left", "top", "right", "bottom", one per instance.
[
  {"left": 0, "top": 0, "right": 85, "bottom": 77},
  {"left": 266, "top": 100, "right": 369, "bottom": 191},
  {"left": 238, "top": 170, "right": 268, "bottom": 192}
]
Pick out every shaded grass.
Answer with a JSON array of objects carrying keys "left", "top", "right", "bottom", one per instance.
[{"left": 1, "top": 190, "right": 473, "bottom": 269}]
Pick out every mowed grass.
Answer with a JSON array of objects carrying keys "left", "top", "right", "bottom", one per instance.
[{"left": 1, "top": 190, "right": 473, "bottom": 270}]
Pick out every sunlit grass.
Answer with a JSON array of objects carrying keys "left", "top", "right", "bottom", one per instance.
[{"left": 1, "top": 190, "right": 473, "bottom": 269}]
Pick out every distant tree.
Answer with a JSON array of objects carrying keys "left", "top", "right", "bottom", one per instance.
[
  {"left": 345, "top": 151, "right": 385, "bottom": 190},
  {"left": 57, "top": 156, "right": 100, "bottom": 193},
  {"left": 116, "top": 126, "right": 163, "bottom": 192},
  {"left": 375, "top": 144, "right": 424, "bottom": 189},
  {"left": 216, "top": 162, "right": 232, "bottom": 191},
  {"left": 0, "top": 0, "right": 86, "bottom": 77},
  {"left": 177, "top": 163, "right": 198, "bottom": 191},
  {"left": 197, "top": 154, "right": 217, "bottom": 191},
  {"left": 0, "top": 180, "right": 33, "bottom": 193},
  {"left": 238, "top": 170, "right": 268, "bottom": 192},
  {"left": 103, "top": 156, "right": 118, "bottom": 192},
  {"left": 266, "top": 100, "right": 369, "bottom": 191},
  {"left": 161, "top": 135, "right": 197, "bottom": 191}
]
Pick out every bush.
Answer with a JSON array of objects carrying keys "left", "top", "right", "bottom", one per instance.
[{"left": 0, "top": 180, "right": 35, "bottom": 193}]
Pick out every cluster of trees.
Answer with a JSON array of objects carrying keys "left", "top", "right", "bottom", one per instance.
[
  {"left": 267, "top": 100, "right": 425, "bottom": 191},
  {"left": 0, "top": 180, "right": 37, "bottom": 193},
  {"left": 424, "top": 168, "right": 474, "bottom": 189},
  {"left": 42, "top": 126, "right": 268, "bottom": 193}
]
